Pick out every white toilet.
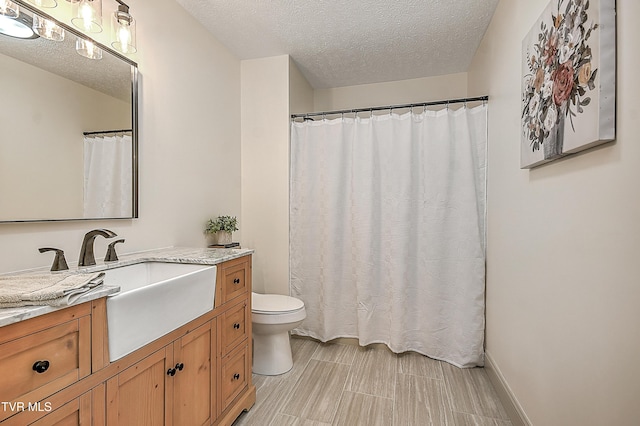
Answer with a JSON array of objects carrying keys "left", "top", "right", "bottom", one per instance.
[{"left": 251, "top": 292, "right": 306, "bottom": 375}]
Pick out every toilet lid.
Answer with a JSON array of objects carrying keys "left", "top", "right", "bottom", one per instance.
[{"left": 252, "top": 292, "right": 304, "bottom": 314}]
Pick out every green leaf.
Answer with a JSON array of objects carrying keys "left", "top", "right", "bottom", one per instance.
[{"left": 580, "top": 97, "right": 591, "bottom": 106}]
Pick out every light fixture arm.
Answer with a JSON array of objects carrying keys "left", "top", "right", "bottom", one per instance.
[
  {"left": 114, "top": 0, "right": 131, "bottom": 25},
  {"left": 114, "top": 0, "right": 128, "bottom": 10}
]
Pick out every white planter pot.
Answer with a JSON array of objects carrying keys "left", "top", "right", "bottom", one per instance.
[{"left": 215, "top": 231, "right": 232, "bottom": 245}]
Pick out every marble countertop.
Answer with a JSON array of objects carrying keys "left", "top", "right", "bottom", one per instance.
[
  {"left": 75, "top": 246, "right": 254, "bottom": 273},
  {"left": 0, "top": 247, "right": 253, "bottom": 328}
]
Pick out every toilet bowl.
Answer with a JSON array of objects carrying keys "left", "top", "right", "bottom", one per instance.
[{"left": 251, "top": 292, "right": 306, "bottom": 375}]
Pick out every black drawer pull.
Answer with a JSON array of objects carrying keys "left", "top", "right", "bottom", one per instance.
[
  {"left": 233, "top": 323, "right": 241, "bottom": 329},
  {"left": 167, "top": 368, "right": 176, "bottom": 376},
  {"left": 233, "top": 278, "right": 241, "bottom": 284},
  {"left": 233, "top": 373, "right": 240, "bottom": 380},
  {"left": 175, "top": 363, "right": 184, "bottom": 371},
  {"left": 32, "top": 360, "right": 50, "bottom": 374}
]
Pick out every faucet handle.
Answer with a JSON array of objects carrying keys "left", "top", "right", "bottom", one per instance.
[
  {"left": 105, "top": 239, "right": 125, "bottom": 262},
  {"left": 39, "top": 247, "right": 69, "bottom": 272}
]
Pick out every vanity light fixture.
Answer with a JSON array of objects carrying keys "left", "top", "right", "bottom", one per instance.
[
  {"left": 111, "top": 0, "right": 135, "bottom": 54},
  {"left": 0, "top": 11, "right": 38, "bottom": 38},
  {"left": 71, "top": 0, "right": 102, "bottom": 33},
  {"left": 0, "top": 0, "right": 19, "bottom": 18},
  {"left": 76, "top": 37, "right": 102, "bottom": 59},
  {"left": 33, "top": 14, "right": 64, "bottom": 40},
  {"left": 26, "top": 0, "right": 57, "bottom": 8}
]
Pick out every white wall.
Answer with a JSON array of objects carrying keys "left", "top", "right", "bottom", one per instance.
[
  {"left": 0, "top": 0, "right": 241, "bottom": 273},
  {"left": 289, "top": 58, "right": 314, "bottom": 116},
  {"left": 240, "top": 55, "right": 291, "bottom": 294},
  {"left": 314, "top": 73, "right": 468, "bottom": 111},
  {"left": 468, "top": 1, "right": 640, "bottom": 424}
]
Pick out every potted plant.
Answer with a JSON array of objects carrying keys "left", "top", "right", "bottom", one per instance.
[{"left": 205, "top": 215, "right": 238, "bottom": 245}]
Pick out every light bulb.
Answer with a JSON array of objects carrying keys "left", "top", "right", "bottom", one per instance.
[
  {"left": 71, "top": 0, "right": 102, "bottom": 33},
  {"left": 80, "top": 3, "right": 93, "bottom": 30},
  {"left": 76, "top": 38, "right": 102, "bottom": 60},
  {"left": 33, "top": 14, "right": 64, "bottom": 41},
  {"left": 117, "top": 25, "right": 130, "bottom": 52}
]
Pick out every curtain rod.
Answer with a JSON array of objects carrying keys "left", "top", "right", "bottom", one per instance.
[
  {"left": 83, "top": 129, "right": 132, "bottom": 136},
  {"left": 291, "top": 96, "right": 489, "bottom": 119}
]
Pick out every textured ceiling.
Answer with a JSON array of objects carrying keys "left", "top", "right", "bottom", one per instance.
[{"left": 175, "top": 0, "right": 499, "bottom": 89}]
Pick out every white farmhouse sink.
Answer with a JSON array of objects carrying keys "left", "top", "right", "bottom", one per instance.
[{"left": 104, "top": 262, "right": 217, "bottom": 361}]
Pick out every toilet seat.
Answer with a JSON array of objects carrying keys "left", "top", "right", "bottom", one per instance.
[{"left": 252, "top": 292, "right": 304, "bottom": 315}]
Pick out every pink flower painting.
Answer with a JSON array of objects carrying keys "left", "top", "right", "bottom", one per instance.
[{"left": 520, "top": 0, "right": 616, "bottom": 169}]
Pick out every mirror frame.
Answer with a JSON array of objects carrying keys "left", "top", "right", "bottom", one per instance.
[{"left": 0, "top": 1, "right": 138, "bottom": 223}]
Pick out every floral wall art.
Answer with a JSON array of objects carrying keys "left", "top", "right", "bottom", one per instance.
[{"left": 521, "top": 0, "right": 616, "bottom": 169}]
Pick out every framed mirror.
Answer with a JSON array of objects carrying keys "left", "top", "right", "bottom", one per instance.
[{"left": 0, "top": 2, "right": 138, "bottom": 222}]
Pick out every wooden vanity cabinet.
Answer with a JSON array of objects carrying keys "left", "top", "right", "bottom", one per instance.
[
  {"left": 2, "top": 385, "right": 105, "bottom": 426},
  {"left": 214, "top": 255, "right": 253, "bottom": 424},
  {"left": 172, "top": 321, "right": 216, "bottom": 425},
  {"left": 0, "top": 254, "right": 255, "bottom": 426},
  {"left": 0, "top": 303, "right": 92, "bottom": 424},
  {"left": 106, "top": 320, "right": 216, "bottom": 426},
  {"left": 106, "top": 347, "right": 171, "bottom": 425}
]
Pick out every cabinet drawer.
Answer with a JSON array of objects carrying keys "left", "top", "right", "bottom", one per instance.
[
  {"left": 221, "top": 342, "right": 249, "bottom": 411},
  {"left": 0, "top": 317, "right": 91, "bottom": 416},
  {"left": 217, "top": 257, "right": 251, "bottom": 305},
  {"left": 2, "top": 390, "right": 93, "bottom": 426},
  {"left": 220, "top": 301, "right": 248, "bottom": 355}
]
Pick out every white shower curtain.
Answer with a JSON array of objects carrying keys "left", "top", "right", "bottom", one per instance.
[
  {"left": 83, "top": 133, "right": 133, "bottom": 218},
  {"left": 290, "top": 105, "right": 487, "bottom": 368}
]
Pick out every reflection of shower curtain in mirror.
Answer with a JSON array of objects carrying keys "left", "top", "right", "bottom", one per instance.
[{"left": 83, "top": 133, "right": 132, "bottom": 217}]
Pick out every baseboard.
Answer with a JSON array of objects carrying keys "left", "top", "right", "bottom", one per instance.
[{"left": 484, "top": 351, "right": 532, "bottom": 426}]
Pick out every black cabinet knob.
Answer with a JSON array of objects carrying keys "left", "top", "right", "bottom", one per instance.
[
  {"left": 32, "top": 360, "right": 50, "bottom": 374},
  {"left": 233, "top": 323, "right": 241, "bottom": 329},
  {"left": 175, "top": 363, "right": 184, "bottom": 371},
  {"left": 233, "top": 373, "right": 240, "bottom": 380},
  {"left": 233, "top": 278, "right": 241, "bottom": 284},
  {"left": 167, "top": 368, "right": 176, "bottom": 376}
]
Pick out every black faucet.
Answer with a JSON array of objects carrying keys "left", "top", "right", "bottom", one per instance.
[{"left": 78, "top": 229, "right": 117, "bottom": 267}]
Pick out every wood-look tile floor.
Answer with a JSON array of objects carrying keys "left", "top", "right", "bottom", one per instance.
[{"left": 233, "top": 337, "right": 512, "bottom": 426}]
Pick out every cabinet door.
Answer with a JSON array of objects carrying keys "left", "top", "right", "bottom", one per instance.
[
  {"left": 172, "top": 321, "right": 215, "bottom": 426},
  {"left": 106, "top": 348, "right": 173, "bottom": 426}
]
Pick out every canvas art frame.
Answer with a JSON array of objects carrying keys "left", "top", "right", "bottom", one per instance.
[{"left": 521, "top": 0, "right": 616, "bottom": 169}]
